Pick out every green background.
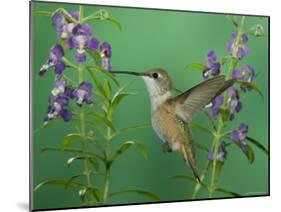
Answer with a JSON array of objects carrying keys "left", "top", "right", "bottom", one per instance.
[{"left": 31, "top": 1, "right": 269, "bottom": 210}]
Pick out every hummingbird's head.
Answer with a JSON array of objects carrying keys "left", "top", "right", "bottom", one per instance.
[
  {"left": 141, "top": 68, "right": 172, "bottom": 97},
  {"left": 111, "top": 68, "right": 172, "bottom": 110}
]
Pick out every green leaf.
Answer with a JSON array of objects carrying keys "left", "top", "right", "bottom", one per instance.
[
  {"left": 41, "top": 147, "right": 83, "bottom": 154},
  {"left": 104, "top": 80, "right": 111, "bottom": 99},
  {"left": 67, "top": 156, "right": 100, "bottom": 170},
  {"left": 185, "top": 63, "right": 205, "bottom": 71},
  {"left": 246, "top": 136, "right": 268, "bottom": 155},
  {"left": 61, "top": 133, "right": 83, "bottom": 150},
  {"left": 86, "top": 49, "right": 101, "bottom": 66},
  {"left": 87, "top": 67, "right": 105, "bottom": 96},
  {"left": 106, "top": 17, "right": 122, "bottom": 31},
  {"left": 215, "top": 188, "right": 242, "bottom": 197},
  {"left": 110, "top": 92, "right": 136, "bottom": 114},
  {"left": 33, "top": 11, "right": 52, "bottom": 17},
  {"left": 214, "top": 161, "right": 223, "bottom": 183},
  {"left": 237, "top": 143, "right": 255, "bottom": 164},
  {"left": 87, "top": 112, "right": 115, "bottom": 131},
  {"left": 170, "top": 175, "right": 208, "bottom": 190},
  {"left": 219, "top": 108, "right": 231, "bottom": 123},
  {"left": 111, "top": 141, "right": 147, "bottom": 161},
  {"left": 195, "top": 143, "right": 209, "bottom": 153},
  {"left": 109, "top": 189, "right": 160, "bottom": 201},
  {"left": 65, "top": 175, "right": 84, "bottom": 189},
  {"left": 204, "top": 112, "right": 217, "bottom": 131},
  {"left": 118, "top": 123, "right": 151, "bottom": 133},
  {"left": 189, "top": 122, "right": 212, "bottom": 135},
  {"left": 225, "top": 15, "right": 239, "bottom": 28},
  {"left": 34, "top": 179, "right": 84, "bottom": 192},
  {"left": 87, "top": 66, "right": 119, "bottom": 87},
  {"left": 236, "top": 80, "right": 264, "bottom": 99}
]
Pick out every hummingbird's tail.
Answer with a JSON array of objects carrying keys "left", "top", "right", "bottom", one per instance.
[{"left": 180, "top": 143, "right": 201, "bottom": 183}]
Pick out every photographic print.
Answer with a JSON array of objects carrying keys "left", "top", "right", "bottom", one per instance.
[{"left": 30, "top": 1, "right": 269, "bottom": 211}]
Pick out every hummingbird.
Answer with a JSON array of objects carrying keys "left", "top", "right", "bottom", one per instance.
[{"left": 111, "top": 68, "right": 235, "bottom": 181}]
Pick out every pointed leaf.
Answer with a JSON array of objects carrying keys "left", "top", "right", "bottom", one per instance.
[
  {"left": 118, "top": 123, "right": 151, "bottom": 134},
  {"left": 185, "top": 63, "right": 205, "bottom": 71},
  {"left": 87, "top": 112, "right": 115, "bottom": 131},
  {"left": 106, "top": 17, "right": 122, "bottom": 31},
  {"left": 87, "top": 67, "right": 105, "bottom": 96},
  {"left": 61, "top": 133, "right": 83, "bottom": 150},
  {"left": 33, "top": 11, "right": 52, "bottom": 17},
  {"left": 87, "top": 66, "right": 119, "bottom": 87},
  {"left": 104, "top": 80, "right": 112, "bottom": 99},
  {"left": 34, "top": 179, "right": 84, "bottom": 192},
  {"left": 111, "top": 141, "right": 147, "bottom": 161},
  {"left": 41, "top": 147, "right": 84, "bottom": 154},
  {"left": 86, "top": 49, "right": 101, "bottom": 66},
  {"left": 109, "top": 189, "right": 160, "bottom": 201},
  {"left": 111, "top": 92, "right": 136, "bottom": 113},
  {"left": 215, "top": 188, "right": 241, "bottom": 197},
  {"left": 236, "top": 80, "right": 264, "bottom": 99},
  {"left": 246, "top": 136, "right": 268, "bottom": 155},
  {"left": 189, "top": 122, "right": 212, "bottom": 135}
]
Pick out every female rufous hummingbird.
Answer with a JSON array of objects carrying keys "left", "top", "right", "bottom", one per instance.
[{"left": 111, "top": 68, "right": 235, "bottom": 181}]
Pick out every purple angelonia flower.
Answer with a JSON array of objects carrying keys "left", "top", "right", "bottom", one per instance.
[
  {"left": 100, "top": 42, "right": 112, "bottom": 71},
  {"left": 44, "top": 95, "right": 71, "bottom": 123},
  {"left": 51, "top": 80, "right": 67, "bottom": 97},
  {"left": 52, "top": 11, "right": 78, "bottom": 39},
  {"left": 211, "top": 95, "right": 224, "bottom": 117},
  {"left": 72, "top": 82, "right": 93, "bottom": 106},
  {"left": 203, "top": 50, "right": 221, "bottom": 79},
  {"left": 39, "top": 44, "right": 65, "bottom": 77},
  {"left": 232, "top": 65, "right": 256, "bottom": 92},
  {"left": 71, "top": 24, "right": 100, "bottom": 62},
  {"left": 226, "top": 87, "right": 242, "bottom": 120},
  {"left": 208, "top": 141, "right": 227, "bottom": 162},
  {"left": 230, "top": 123, "right": 249, "bottom": 152},
  {"left": 226, "top": 32, "right": 250, "bottom": 60}
]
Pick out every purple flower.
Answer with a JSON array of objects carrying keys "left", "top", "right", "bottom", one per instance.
[
  {"left": 208, "top": 141, "right": 227, "bottom": 162},
  {"left": 52, "top": 11, "right": 78, "bottom": 39},
  {"left": 232, "top": 65, "right": 255, "bottom": 92},
  {"left": 39, "top": 44, "right": 65, "bottom": 77},
  {"left": 230, "top": 123, "right": 249, "bottom": 152},
  {"left": 203, "top": 50, "right": 221, "bottom": 79},
  {"left": 72, "top": 82, "right": 93, "bottom": 106},
  {"left": 44, "top": 95, "right": 71, "bottom": 123},
  {"left": 71, "top": 24, "right": 100, "bottom": 62},
  {"left": 211, "top": 95, "right": 224, "bottom": 117},
  {"left": 51, "top": 80, "right": 67, "bottom": 97},
  {"left": 226, "top": 87, "right": 242, "bottom": 120},
  {"left": 226, "top": 32, "right": 250, "bottom": 60},
  {"left": 100, "top": 42, "right": 112, "bottom": 71}
]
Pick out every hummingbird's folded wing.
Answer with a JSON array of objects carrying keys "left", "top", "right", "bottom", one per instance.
[{"left": 172, "top": 75, "right": 234, "bottom": 123}]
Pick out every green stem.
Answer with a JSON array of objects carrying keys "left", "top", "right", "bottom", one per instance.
[
  {"left": 103, "top": 105, "right": 113, "bottom": 203},
  {"left": 78, "top": 62, "right": 95, "bottom": 205},
  {"left": 192, "top": 161, "right": 210, "bottom": 199},
  {"left": 208, "top": 123, "right": 222, "bottom": 198}
]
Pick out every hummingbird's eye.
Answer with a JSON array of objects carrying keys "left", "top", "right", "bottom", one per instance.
[{"left": 152, "top": 73, "right": 158, "bottom": 79}]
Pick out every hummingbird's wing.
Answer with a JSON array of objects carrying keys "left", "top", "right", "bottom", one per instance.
[{"left": 172, "top": 75, "right": 234, "bottom": 123}]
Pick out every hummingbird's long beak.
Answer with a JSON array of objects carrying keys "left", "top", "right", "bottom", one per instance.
[{"left": 111, "top": 71, "right": 148, "bottom": 77}]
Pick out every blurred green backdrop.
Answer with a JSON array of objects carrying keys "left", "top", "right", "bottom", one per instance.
[{"left": 31, "top": 1, "right": 269, "bottom": 210}]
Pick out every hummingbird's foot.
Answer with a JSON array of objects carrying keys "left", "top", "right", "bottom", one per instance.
[{"left": 163, "top": 143, "right": 172, "bottom": 153}]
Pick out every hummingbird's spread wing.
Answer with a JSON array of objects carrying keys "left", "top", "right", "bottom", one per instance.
[{"left": 172, "top": 75, "right": 234, "bottom": 123}]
